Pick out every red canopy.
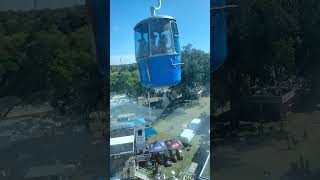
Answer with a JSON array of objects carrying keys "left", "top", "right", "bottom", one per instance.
[{"left": 164, "top": 139, "right": 184, "bottom": 150}]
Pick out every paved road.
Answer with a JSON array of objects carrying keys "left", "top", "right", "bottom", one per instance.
[
  {"left": 193, "top": 118, "right": 210, "bottom": 178},
  {"left": 111, "top": 103, "right": 164, "bottom": 124}
]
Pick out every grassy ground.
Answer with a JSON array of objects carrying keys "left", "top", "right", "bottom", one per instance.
[
  {"left": 213, "top": 110, "right": 320, "bottom": 180},
  {"left": 147, "top": 97, "right": 210, "bottom": 178}
]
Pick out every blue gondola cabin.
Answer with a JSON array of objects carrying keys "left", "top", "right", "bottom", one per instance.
[
  {"left": 211, "top": 0, "right": 228, "bottom": 72},
  {"left": 134, "top": 16, "right": 182, "bottom": 88}
]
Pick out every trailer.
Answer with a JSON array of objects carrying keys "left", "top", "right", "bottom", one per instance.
[{"left": 179, "top": 129, "right": 195, "bottom": 145}]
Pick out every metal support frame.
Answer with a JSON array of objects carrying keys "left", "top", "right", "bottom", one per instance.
[
  {"left": 149, "top": 0, "right": 161, "bottom": 16},
  {"left": 211, "top": 4, "right": 238, "bottom": 11}
]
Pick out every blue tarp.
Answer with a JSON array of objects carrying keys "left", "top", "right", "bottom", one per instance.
[
  {"left": 149, "top": 140, "right": 168, "bottom": 153},
  {"left": 145, "top": 127, "right": 157, "bottom": 138},
  {"left": 110, "top": 118, "right": 145, "bottom": 130}
]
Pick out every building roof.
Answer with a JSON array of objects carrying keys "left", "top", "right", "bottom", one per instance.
[
  {"left": 117, "top": 113, "right": 135, "bottom": 118},
  {"left": 110, "top": 128, "right": 134, "bottom": 138},
  {"left": 111, "top": 118, "right": 145, "bottom": 130},
  {"left": 111, "top": 94, "right": 128, "bottom": 100}
]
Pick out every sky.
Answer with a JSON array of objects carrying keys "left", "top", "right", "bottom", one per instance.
[{"left": 110, "top": 0, "right": 210, "bottom": 65}]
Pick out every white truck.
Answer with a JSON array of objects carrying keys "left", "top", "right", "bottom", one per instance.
[
  {"left": 179, "top": 129, "right": 195, "bottom": 145},
  {"left": 188, "top": 118, "right": 201, "bottom": 132}
]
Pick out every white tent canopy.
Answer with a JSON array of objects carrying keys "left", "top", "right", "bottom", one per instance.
[{"left": 179, "top": 129, "right": 195, "bottom": 144}]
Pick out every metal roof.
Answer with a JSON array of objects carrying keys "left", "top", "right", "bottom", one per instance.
[
  {"left": 111, "top": 118, "right": 145, "bottom": 130},
  {"left": 110, "top": 128, "right": 134, "bottom": 138},
  {"left": 134, "top": 15, "right": 175, "bottom": 29}
]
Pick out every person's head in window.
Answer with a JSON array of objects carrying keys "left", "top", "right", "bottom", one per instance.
[
  {"left": 158, "top": 34, "right": 168, "bottom": 53},
  {"left": 151, "top": 33, "right": 158, "bottom": 54},
  {"left": 138, "top": 37, "right": 148, "bottom": 57}
]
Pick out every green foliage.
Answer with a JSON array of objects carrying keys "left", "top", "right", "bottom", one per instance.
[
  {"left": 173, "top": 44, "right": 210, "bottom": 97},
  {"left": 0, "top": 6, "right": 102, "bottom": 111},
  {"left": 110, "top": 64, "right": 148, "bottom": 98},
  {"left": 212, "top": 0, "right": 320, "bottom": 102}
]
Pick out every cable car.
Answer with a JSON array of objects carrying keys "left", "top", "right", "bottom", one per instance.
[
  {"left": 134, "top": 0, "right": 183, "bottom": 89},
  {"left": 86, "top": 0, "right": 108, "bottom": 79},
  {"left": 211, "top": 0, "right": 237, "bottom": 72},
  {"left": 212, "top": 0, "right": 227, "bottom": 72}
]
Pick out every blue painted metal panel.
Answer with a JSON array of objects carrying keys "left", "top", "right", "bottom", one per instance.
[
  {"left": 137, "top": 54, "right": 182, "bottom": 88},
  {"left": 87, "top": 0, "right": 108, "bottom": 78},
  {"left": 212, "top": 0, "right": 227, "bottom": 72}
]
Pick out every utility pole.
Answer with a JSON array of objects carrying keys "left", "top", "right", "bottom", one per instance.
[
  {"left": 148, "top": 91, "right": 151, "bottom": 120},
  {"left": 103, "top": 78, "right": 108, "bottom": 138}
]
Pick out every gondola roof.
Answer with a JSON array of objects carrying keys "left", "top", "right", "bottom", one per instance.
[{"left": 134, "top": 15, "right": 175, "bottom": 30}]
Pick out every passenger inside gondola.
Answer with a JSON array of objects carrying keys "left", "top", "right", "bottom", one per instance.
[
  {"left": 138, "top": 37, "right": 148, "bottom": 57},
  {"left": 134, "top": 17, "right": 182, "bottom": 88},
  {"left": 135, "top": 22, "right": 150, "bottom": 59},
  {"left": 150, "top": 33, "right": 158, "bottom": 54},
  {"left": 150, "top": 19, "right": 173, "bottom": 55},
  {"left": 158, "top": 34, "right": 168, "bottom": 53}
]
